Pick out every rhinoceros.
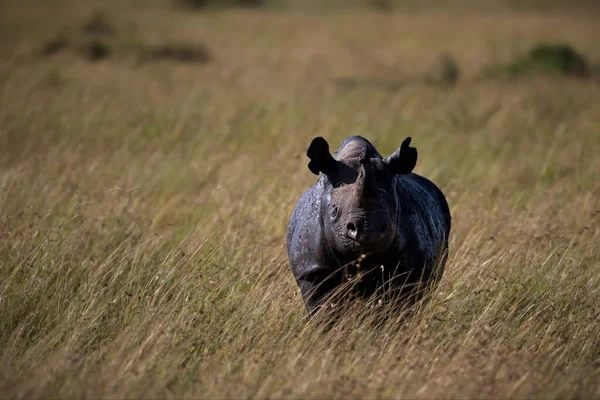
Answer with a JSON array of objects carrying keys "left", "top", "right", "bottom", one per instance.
[{"left": 286, "top": 136, "right": 451, "bottom": 316}]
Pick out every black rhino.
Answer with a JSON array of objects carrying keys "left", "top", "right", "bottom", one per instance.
[{"left": 287, "top": 136, "right": 451, "bottom": 316}]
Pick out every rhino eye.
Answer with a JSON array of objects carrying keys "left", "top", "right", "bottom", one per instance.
[{"left": 330, "top": 205, "right": 340, "bottom": 222}]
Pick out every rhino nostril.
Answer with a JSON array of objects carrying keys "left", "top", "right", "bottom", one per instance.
[
  {"left": 346, "top": 222, "right": 359, "bottom": 240},
  {"left": 380, "top": 224, "right": 388, "bottom": 235},
  {"left": 347, "top": 222, "right": 357, "bottom": 233},
  {"left": 346, "top": 219, "right": 364, "bottom": 241}
]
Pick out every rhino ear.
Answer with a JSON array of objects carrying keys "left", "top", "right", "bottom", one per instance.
[
  {"left": 384, "top": 137, "right": 418, "bottom": 174},
  {"left": 307, "top": 137, "right": 337, "bottom": 176}
]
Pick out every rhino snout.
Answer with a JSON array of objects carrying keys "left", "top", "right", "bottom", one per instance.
[{"left": 344, "top": 216, "right": 389, "bottom": 244}]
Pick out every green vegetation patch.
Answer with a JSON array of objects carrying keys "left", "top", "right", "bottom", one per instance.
[{"left": 487, "top": 43, "right": 590, "bottom": 78}]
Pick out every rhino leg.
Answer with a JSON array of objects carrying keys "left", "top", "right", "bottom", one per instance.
[{"left": 297, "top": 268, "right": 344, "bottom": 316}]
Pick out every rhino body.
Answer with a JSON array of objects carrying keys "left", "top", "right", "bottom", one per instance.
[{"left": 286, "top": 136, "right": 451, "bottom": 315}]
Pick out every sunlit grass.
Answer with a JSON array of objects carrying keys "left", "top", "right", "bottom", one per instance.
[{"left": 0, "top": 1, "right": 599, "bottom": 398}]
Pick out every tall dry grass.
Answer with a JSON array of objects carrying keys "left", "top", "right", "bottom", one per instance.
[{"left": 1, "top": 0, "right": 599, "bottom": 398}]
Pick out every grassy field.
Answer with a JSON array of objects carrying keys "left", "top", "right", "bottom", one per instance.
[{"left": 1, "top": 0, "right": 600, "bottom": 398}]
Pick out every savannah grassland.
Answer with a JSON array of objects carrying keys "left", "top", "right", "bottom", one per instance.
[{"left": 1, "top": 0, "right": 600, "bottom": 398}]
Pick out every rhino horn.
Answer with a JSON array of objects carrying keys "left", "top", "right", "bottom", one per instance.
[{"left": 354, "top": 161, "right": 377, "bottom": 206}]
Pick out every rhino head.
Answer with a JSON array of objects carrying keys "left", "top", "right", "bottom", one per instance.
[{"left": 307, "top": 136, "right": 417, "bottom": 257}]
